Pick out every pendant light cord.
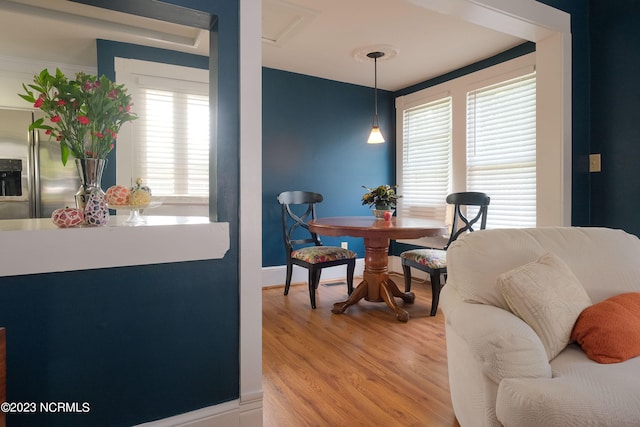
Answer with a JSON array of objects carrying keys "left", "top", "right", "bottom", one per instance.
[
  {"left": 367, "top": 51, "right": 384, "bottom": 127},
  {"left": 373, "top": 55, "right": 378, "bottom": 126}
]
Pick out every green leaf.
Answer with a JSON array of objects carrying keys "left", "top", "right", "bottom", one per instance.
[
  {"left": 27, "top": 83, "right": 45, "bottom": 93},
  {"left": 28, "top": 118, "right": 46, "bottom": 131},
  {"left": 18, "top": 93, "right": 35, "bottom": 103},
  {"left": 60, "top": 143, "right": 69, "bottom": 166}
]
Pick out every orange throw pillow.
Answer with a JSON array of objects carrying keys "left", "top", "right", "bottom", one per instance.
[{"left": 571, "top": 292, "right": 640, "bottom": 363}]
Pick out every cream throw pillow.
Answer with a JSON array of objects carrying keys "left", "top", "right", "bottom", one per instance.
[{"left": 497, "top": 252, "right": 592, "bottom": 361}]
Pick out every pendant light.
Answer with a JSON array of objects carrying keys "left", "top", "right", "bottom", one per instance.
[{"left": 367, "top": 51, "right": 385, "bottom": 144}]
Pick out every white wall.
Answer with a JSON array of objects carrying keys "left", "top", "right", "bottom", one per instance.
[
  {"left": 0, "top": 55, "right": 94, "bottom": 109},
  {"left": 239, "top": 0, "right": 264, "bottom": 420}
]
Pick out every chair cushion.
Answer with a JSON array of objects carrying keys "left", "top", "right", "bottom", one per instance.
[
  {"left": 401, "top": 249, "right": 447, "bottom": 269},
  {"left": 571, "top": 292, "right": 640, "bottom": 364},
  {"left": 292, "top": 246, "right": 356, "bottom": 263},
  {"left": 497, "top": 252, "right": 592, "bottom": 361}
]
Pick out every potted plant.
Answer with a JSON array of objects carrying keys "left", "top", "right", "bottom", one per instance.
[
  {"left": 19, "top": 68, "right": 137, "bottom": 165},
  {"left": 19, "top": 68, "right": 137, "bottom": 209},
  {"left": 361, "top": 185, "right": 401, "bottom": 217}
]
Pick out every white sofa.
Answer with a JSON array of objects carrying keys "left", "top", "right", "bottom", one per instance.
[{"left": 441, "top": 227, "right": 640, "bottom": 427}]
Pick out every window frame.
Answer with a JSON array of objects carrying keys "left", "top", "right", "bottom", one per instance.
[
  {"left": 395, "top": 53, "right": 536, "bottom": 244},
  {"left": 114, "top": 57, "right": 210, "bottom": 209}
]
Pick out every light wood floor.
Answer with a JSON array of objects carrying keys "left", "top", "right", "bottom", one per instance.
[{"left": 263, "top": 273, "right": 460, "bottom": 427}]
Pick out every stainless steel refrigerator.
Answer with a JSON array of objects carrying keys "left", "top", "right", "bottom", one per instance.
[{"left": 0, "top": 108, "right": 79, "bottom": 219}]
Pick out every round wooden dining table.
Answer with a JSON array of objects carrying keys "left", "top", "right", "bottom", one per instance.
[{"left": 308, "top": 216, "right": 447, "bottom": 322}]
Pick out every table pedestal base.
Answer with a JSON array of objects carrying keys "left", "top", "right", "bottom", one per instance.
[
  {"left": 331, "top": 237, "right": 415, "bottom": 322},
  {"left": 331, "top": 279, "right": 415, "bottom": 322}
]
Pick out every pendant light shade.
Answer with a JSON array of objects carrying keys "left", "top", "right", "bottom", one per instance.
[
  {"left": 367, "top": 126, "right": 384, "bottom": 144},
  {"left": 367, "top": 51, "right": 385, "bottom": 144}
]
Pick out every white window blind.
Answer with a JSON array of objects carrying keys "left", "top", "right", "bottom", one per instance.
[
  {"left": 400, "top": 96, "right": 452, "bottom": 220},
  {"left": 132, "top": 85, "right": 209, "bottom": 200},
  {"left": 466, "top": 72, "right": 536, "bottom": 228}
]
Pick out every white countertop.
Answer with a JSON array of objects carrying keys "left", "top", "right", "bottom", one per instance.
[
  {"left": 0, "top": 215, "right": 214, "bottom": 231},
  {"left": 0, "top": 215, "right": 230, "bottom": 277}
]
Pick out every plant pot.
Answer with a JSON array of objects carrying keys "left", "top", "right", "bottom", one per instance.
[{"left": 372, "top": 207, "right": 395, "bottom": 219}]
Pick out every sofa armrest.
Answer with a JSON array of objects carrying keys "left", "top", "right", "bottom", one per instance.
[{"left": 441, "top": 285, "right": 552, "bottom": 383}]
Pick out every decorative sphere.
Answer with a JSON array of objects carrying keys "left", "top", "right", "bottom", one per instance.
[
  {"left": 105, "top": 185, "right": 130, "bottom": 206},
  {"left": 51, "top": 207, "right": 84, "bottom": 228}
]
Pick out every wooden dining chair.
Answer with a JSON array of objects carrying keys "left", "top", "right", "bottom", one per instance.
[
  {"left": 277, "top": 191, "right": 356, "bottom": 309},
  {"left": 400, "top": 192, "right": 490, "bottom": 316}
]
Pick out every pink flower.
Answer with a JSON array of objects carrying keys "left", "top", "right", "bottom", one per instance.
[{"left": 20, "top": 69, "right": 138, "bottom": 164}]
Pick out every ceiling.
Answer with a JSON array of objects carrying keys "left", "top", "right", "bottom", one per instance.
[{"left": 0, "top": 0, "right": 525, "bottom": 91}]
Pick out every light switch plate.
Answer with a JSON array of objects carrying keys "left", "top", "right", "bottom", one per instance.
[{"left": 589, "top": 154, "right": 601, "bottom": 172}]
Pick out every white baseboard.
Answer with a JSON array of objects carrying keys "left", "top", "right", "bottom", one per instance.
[
  {"left": 389, "top": 256, "right": 430, "bottom": 281},
  {"left": 389, "top": 255, "right": 403, "bottom": 276},
  {"left": 135, "top": 398, "right": 263, "bottom": 427},
  {"left": 262, "top": 258, "right": 365, "bottom": 287},
  {"left": 261, "top": 257, "right": 432, "bottom": 288}
]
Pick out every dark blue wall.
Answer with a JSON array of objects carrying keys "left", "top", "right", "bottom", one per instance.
[
  {"left": 539, "top": 0, "right": 640, "bottom": 234},
  {"left": 262, "top": 68, "right": 394, "bottom": 267},
  {"left": 1, "top": 261, "right": 237, "bottom": 426},
  {"left": 588, "top": 0, "right": 640, "bottom": 234},
  {"left": 0, "top": 1, "right": 240, "bottom": 426}
]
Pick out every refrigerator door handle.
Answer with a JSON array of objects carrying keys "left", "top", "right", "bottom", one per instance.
[{"left": 30, "top": 113, "right": 40, "bottom": 218}]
